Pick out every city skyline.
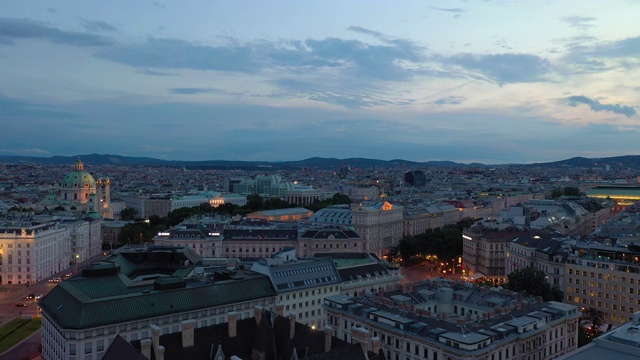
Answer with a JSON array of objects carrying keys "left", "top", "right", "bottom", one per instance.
[{"left": 1, "top": 1, "right": 639, "bottom": 164}]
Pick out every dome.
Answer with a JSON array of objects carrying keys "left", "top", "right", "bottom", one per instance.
[{"left": 60, "top": 159, "right": 96, "bottom": 189}]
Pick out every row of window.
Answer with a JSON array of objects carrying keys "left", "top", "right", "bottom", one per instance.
[
  {"left": 274, "top": 265, "right": 332, "bottom": 278},
  {"left": 569, "top": 269, "right": 640, "bottom": 284},
  {"left": 0, "top": 243, "right": 31, "bottom": 248}
]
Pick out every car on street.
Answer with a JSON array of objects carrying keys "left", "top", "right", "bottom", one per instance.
[
  {"left": 26, "top": 293, "right": 36, "bottom": 299},
  {"left": 48, "top": 277, "right": 62, "bottom": 283},
  {"left": 15, "top": 303, "right": 27, "bottom": 307}
]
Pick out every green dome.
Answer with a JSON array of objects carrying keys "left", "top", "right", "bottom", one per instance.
[{"left": 60, "top": 159, "right": 96, "bottom": 188}]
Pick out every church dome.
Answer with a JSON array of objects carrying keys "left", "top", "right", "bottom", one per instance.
[{"left": 60, "top": 159, "right": 96, "bottom": 189}]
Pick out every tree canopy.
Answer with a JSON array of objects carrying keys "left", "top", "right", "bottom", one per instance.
[
  {"left": 550, "top": 186, "right": 581, "bottom": 199},
  {"left": 504, "top": 267, "right": 564, "bottom": 301},
  {"left": 305, "top": 192, "right": 352, "bottom": 212},
  {"left": 396, "top": 218, "right": 477, "bottom": 265},
  {"left": 120, "top": 207, "right": 138, "bottom": 220}
]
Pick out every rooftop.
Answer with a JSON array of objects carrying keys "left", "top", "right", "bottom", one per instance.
[{"left": 39, "top": 246, "right": 276, "bottom": 329}]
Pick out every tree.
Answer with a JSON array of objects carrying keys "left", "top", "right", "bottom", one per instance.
[
  {"left": 330, "top": 193, "right": 351, "bottom": 205},
  {"left": 118, "top": 221, "right": 166, "bottom": 244},
  {"left": 198, "top": 202, "right": 212, "bottom": 212},
  {"left": 397, "top": 236, "right": 418, "bottom": 262},
  {"left": 214, "top": 202, "right": 238, "bottom": 215},
  {"left": 505, "top": 267, "right": 564, "bottom": 301},
  {"left": 264, "top": 198, "right": 292, "bottom": 210},
  {"left": 166, "top": 206, "right": 207, "bottom": 227},
  {"left": 120, "top": 207, "right": 138, "bottom": 220},
  {"left": 245, "top": 193, "right": 264, "bottom": 211},
  {"left": 550, "top": 189, "right": 564, "bottom": 199},
  {"left": 563, "top": 186, "right": 581, "bottom": 196}
]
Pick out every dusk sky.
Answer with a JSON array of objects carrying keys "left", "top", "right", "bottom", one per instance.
[{"left": 1, "top": 1, "right": 639, "bottom": 164}]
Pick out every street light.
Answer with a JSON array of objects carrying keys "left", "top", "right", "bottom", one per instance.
[{"left": 75, "top": 254, "right": 80, "bottom": 274}]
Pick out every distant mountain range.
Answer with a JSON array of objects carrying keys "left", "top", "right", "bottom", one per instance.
[{"left": 1, "top": 153, "right": 639, "bottom": 170}]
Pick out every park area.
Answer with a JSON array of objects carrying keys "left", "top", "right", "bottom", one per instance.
[{"left": 0, "top": 317, "right": 41, "bottom": 354}]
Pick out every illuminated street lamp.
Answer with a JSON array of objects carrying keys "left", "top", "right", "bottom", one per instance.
[{"left": 74, "top": 254, "right": 80, "bottom": 274}]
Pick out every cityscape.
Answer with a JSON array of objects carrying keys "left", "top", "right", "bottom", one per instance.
[
  {"left": 2, "top": 154, "right": 640, "bottom": 359},
  {"left": 3, "top": 1, "right": 640, "bottom": 359}
]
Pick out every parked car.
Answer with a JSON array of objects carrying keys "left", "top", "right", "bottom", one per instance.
[
  {"left": 15, "top": 303, "right": 27, "bottom": 307},
  {"left": 48, "top": 277, "right": 62, "bottom": 283},
  {"left": 26, "top": 293, "right": 36, "bottom": 299},
  {"left": 34, "top": 294, "right": 43, "bottom": 299}
]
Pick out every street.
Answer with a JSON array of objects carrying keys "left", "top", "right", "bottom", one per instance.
[
  {"left": 400, "top": 261, "right": 465, "bottom": 284},
  {"left": 0, "top": 252, "right": 107, "bottom": 359}
]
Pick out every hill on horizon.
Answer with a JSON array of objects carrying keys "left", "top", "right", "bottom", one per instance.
[{"left": 1, "top": 153, "right": 639, "bottom": 170}]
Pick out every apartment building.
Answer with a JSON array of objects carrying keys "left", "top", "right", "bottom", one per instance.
[
  {"left": 565, "top": 243, "right": 640, "bottom": 325},
  {"left": 297, "top": 227, "right": 365, "bottom": 258},
  {"left": 325, "top": 281, "right": 579, "bottom": 360},
  {"left": 250, "top": 257, "right": 342, "bottom": 329},
  {"left": 462, "top": 224, "right": 526, "bottom": 284},
  {"left": 559, "top": 311, "right": 640, "bottom": 359},
  {"left": 506, "top": 235, "right": 570, "bottom": 291},
  {"left": 351, "top": 201, "right": 404, "bottom": 256},
  {"left": 323, "top": 252, "right": 402, "bottom": 297}
]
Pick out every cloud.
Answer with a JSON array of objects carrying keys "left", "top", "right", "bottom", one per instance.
[
  {"left": 46, "top": 7, "right": 57, "bottom": 13},
  {"left": 0, "top": 148, "right": 52, "bottom": 156},
  {"left": 151, "top": 1, "right": 165, "bottom": 8},
  {"left": 584, "top": 36, "right": 640, "bottom": 59},
  {"left": 170, "top": 87, "right": 219, "bottom": 95},
  {"left": 138, "top": 69, "right": 176, "bottom": 76},
  {"left": 97, "top": 38, "right": 261, "bottom": 72},
  {"left": 430, "top": 7, "right": 465, "bottom": 14},
  {"left": 97, "top": 33, "right": 426, "bottom": 81},
  {"left": 0, "top": 17, "right": 112, "bottom": 46},
  {"left": 448, "top": 53, "right": 551, "bottom": 84},
  {"left": 433, "top": 96, "right": 466, "bottom": 105},
  {"left": 568, "top": 95, "right": 637, "bottom": 117},
  {"left": 271, "top": 78, "right": 415, "bottom": 108},
  {"left": 561, "top": 16, "right": 596, "bottom": 31},
  {"left": 562, "top": 35, "right": 640, "bottom": 73},
  {"left": 79, "top": 19, "right": 117, "bottom": 32},
  {"left": 0, "top": 93, "right": 81, "bottom": 119}
]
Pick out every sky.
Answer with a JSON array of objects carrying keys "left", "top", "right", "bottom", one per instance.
[{"left": 1, "top": 1, "right": 639, "bottom": 164}]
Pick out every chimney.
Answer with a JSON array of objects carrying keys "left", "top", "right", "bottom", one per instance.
[
  {"left": 181, "top": 320, "right": 196, "bottom": 348},
  {"left": 371, "top": 336, "right": 381, "bottom": 356},
  {"left": 255, "top": 305, "right": 263, "bottom": 325},
  {"left": 351, "top": 327, "right": 370, "bottom": 356},
  {"left": 324, "top": 326, "right": 333, "bottom": 352},
  {"left": 289, "top": 314, "right": 297, "bottom": 339},
  {"left": 228, "top": 311, "right": 238, "bottom": 338},
  {"left": 150, "top": 324, "right": 160, "bottom": 359},
  {"left": 156, "top": 345, "right": 165, "bottom": 360},
  {"left": 140, "top": 338, "right": 152, "bottom": 359}
]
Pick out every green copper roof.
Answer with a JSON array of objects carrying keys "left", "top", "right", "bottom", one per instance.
[
  {"left": 39, "top": 247, "right": 276, "bottom": 330},
  {"left": 40, "top": 269, "right": 275, "bottom": 330},
  {"left": 61, "top": 170, "right": 96, "bottom": 188}
]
